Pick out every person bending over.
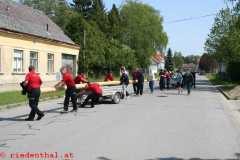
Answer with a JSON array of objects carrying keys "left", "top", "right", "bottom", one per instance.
[{"left": 79, "top": 82, "right": 103, "bottom": 108}]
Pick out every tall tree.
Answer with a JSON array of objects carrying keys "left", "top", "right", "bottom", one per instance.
[
  {"left": 120, "top": 1, "right": 168, "bottom": 67},
  {"left": 21, "top": 0, "right": 67, "bottom": 17},
  {"left": 173, "top": 51, "right": 184, "bottom": 69},
  {"left": 108, "top": 4, "right": 121, "bottom": 39},
  {"left": 91, "top": 0, "right": 109, "bottom": 33},
  {"left": 72, "top": 0, "right": 93, "bottom": 18},
  {"left": 165, "top": 48, "right": 174, "bottom": 71}
]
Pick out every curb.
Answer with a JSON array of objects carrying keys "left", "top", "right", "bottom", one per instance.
[{"left": 217, "top": 86, "right": 231, "bottom": 100}]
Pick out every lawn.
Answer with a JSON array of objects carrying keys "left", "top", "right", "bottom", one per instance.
[
  {"left": 0, "top": 90, "right": 65, "bottom": 107},
  {"left": 207, "top": 74, "right": 239, "bottom": 85},
  {"left": 207, "top": 74, "right": 240, "bottom": 100}
]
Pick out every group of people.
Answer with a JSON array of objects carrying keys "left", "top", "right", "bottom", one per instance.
[
  {"left": 21, "top": 64, "right": 196, "bottom": 121},
  {"left": 21, "top": 65, "right": 103, "bottom": 121},
  {"left": 158, "top": 69, "right": 196, "bottom": 95}
]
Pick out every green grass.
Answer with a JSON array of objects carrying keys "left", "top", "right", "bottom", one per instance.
[
  {"left": 207, "top": 74, "right": 240, "bottom": 98},
  {"left": 0, "top": 90, "right": 65, "bottom": 107},
  {"left": 207, "top": 74, "right": 240, "bottom": 86}
]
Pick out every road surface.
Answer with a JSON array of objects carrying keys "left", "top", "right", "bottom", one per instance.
[{"left": 0, "top": 75, "right": 240, "bottom": 160}]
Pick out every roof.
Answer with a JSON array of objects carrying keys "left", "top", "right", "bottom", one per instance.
[
  {"left": 182, "top": 63, "right": 195, "bottom": 69},
  {"left": 152, "top": 51, "right": 164, "bottom": 64},
  {"left": 0, "top": 0, "right": 75, "bottom": 45}
]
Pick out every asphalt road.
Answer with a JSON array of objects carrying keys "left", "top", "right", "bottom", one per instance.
[{"left": 0, "top": 75, "right": 240, "bottom": 160}]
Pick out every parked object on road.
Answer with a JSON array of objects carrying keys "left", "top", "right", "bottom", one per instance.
[
  {"left": 77, "top": 84, "right": 122, "bottom": 106},
  {"left": 24, "top": 66, "right": 44, "bottom": 121}
]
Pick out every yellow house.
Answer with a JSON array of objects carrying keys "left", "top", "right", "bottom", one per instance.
[{"left": 0, "top": 0, "right": 80, "bottom": 92}]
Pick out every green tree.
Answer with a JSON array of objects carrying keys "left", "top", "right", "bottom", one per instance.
[
  {"left": 72, "top": 0, "right": 93, "bottom": 18},
  {"left": 165, "top": 48, "right": 174, "bottom": 71},
  {"left": 184, "top": 55, "right": 200, "bottom": 64},
  {"left": 205, "top": 1, "right": 240, "bottom": 79},
  {"left": 199, "top": 53, "right": 218, "bottom": 73},
  {"left": 173, "top": 51, "right": 184, "bottom": 69},
  {"left": 120, "top": 1, "right": 168, "bottom": 68},
  {"left": 108, "top": 4, "right": 121, "bottom": 39},
  {"left": 20, "top": 0, "right": 67, "bottom": 16}
]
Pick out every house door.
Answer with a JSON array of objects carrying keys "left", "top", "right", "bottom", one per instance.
[{"left": 62, "top": 54, "right": 76, "bottom": 76}]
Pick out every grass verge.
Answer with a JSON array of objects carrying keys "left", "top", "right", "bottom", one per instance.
[
  {"left": 0, "top": 90, "right": 65, "bottom": 109},
  {"left": 207, "top": 74, "right": 240, "bottom": 100}
]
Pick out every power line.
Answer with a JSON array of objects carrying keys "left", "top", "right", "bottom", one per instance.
[{"left": 165, "top": 13, "right": 217, "bottom": 24}]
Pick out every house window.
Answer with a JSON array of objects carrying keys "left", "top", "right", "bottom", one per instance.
[
  {"left": 13, "top": 49, "right": 24, "bottom": 73},
  {"left": 47, "top": 53, "right": 54, "bottom": 73},
  {"left": 30, "top": 51, "right": 38, "bottom": 71}
]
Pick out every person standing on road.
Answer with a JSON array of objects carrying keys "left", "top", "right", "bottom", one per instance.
[
  {"left": 132, "top": 68, "right": 139, "bottom": 95},
  {"left": 184, "top": 71, "right": 194, "bottom": 95},
  {"left": 24, "top": 66, "right": 44, "bottom": 121},
  {"left": 191, "top": 71, "right": 196, "bottom": 88},
  {"left": 166, "top": 70, "right": 171, "bottom": 89},
  {"left": 159, "top": 70, "right": 166, "bottom": 94},
  {"left": 120, "top": 68, "right": 129, "bottom": 99},
  {"left": 175, "top": 70, "right": 183, "bottom": 95},
  {"left": 147, "top": 71, "right": 154, "bottom": 93},
  {"left": 55, "top": 66, "right": 78, "bottom": 112},
  {"left": 137, "top": 69, "right": 144, "bottom": 96}
]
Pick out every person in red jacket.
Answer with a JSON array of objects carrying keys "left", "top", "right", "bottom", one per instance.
[
  {"left": 55, "top": 66, "right": 77, "bottom": 112},
  {"left": 78, "top": 82, "right": 103, "bottom": 108},
  {"left": 74, "top": 71, "right": 88, "bottom": 84},
  {"left": 104, "top": 70, "right": 114, "bottom": 81},
  {"left": 24, "top": 66, "right": 44, "bottom": 121}
]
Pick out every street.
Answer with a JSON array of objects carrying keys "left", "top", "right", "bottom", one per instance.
[{"left": 0, "top": 75, "right": 240, "bottom": 160}]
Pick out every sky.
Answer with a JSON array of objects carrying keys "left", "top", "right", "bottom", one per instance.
[{"left": 68, "top": 0, "right": 226, "bottom": 56}]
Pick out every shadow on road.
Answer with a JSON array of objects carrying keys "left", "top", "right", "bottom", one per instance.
[
  {"left": 97, "top": 153, "right": 240, "bottom": 160},
  {"left": 0, "top": 107, "right": 63, "bottom": 122}
]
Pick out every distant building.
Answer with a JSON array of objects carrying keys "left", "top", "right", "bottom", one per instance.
[
  {"left": 148, "top": 51, "right": 165, "bottom": 79},
  {"left": 0, "top": 0, "right": 79, "bottom": 91},
  {"left": 182, "top": 63, "right": 196, "bottom": 72}
]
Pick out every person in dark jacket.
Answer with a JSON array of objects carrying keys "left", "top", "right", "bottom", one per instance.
[
  {"left": 191, "top": 71, "right": 196, "bottom": 88},
  {"left": 184, "top": 71, "right": 194, "bottom": 95},
  {"left": 132, "top": 68, "right": 139, "bottom": 95},
  {"left": 159, "top": 70, "right": 166, "bottom": 91},
  {"left": 24, "top": 66, "right": 44, "bottom": 121},
  {"left": 165, "top": 70, "right": 171, "bottom": 89},
  {"left": 137, "top": 69, "right": 144, "bottom": 95}
]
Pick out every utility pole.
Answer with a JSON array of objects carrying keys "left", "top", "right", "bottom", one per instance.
[{"left": 83, "top": 29, "right": 87, "bottom": 75}]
